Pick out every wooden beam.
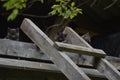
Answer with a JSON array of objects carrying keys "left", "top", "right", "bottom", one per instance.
[
  {"left": 0, "top": 39, "right": 80, "bottom": 64},
  {"left": 63, "top": 27, "right": 120, "bottom": 80},
  {"left": 0, "top": 39, "right": 49, "bottom": 61},
  {"left": 21, "top": 18, "right": 91, "bottom": 80},
  {"left": 0, "top": 57, "right": 58, "bottom": 72},
  {"left": 54, "top": 42, "right": 106, "bottom": 58},
  {"left": 0, "top": 57, "right": 106, "bottom": 78},
  {"left": 0, "top": 39, "right": 119, "bottom": 70},
  {"left": 106, "top": 56, "right": 120, "bottom": 70},
  {"left": 63, "top": 27, "right": 92, "bottom": 48},
  {"left": 63, "top": 26, "right": 94, "bottom": 66},
  {"left": 97, "top": 59, "right": 120, "bottom": 80}
]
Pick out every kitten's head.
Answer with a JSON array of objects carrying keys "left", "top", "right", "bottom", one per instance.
[
  {"left": 55, "top": 32, "right": 67, "bottom": 42},
  {"left": 81, "top": 32, "right": 91, "bottom": 42},
  {"left": 8, "top": 28, "right": 19, "bottom": 34},
  {"left": 6, "top": 27, "right": 19, "bottom": 40}
]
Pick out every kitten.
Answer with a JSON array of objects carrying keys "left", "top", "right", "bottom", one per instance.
[
  {"left": 81, "top": 32, "right": 91, "bottom": 43},
  {"left": 55, "top": 32, "right": 67, "bottom": 42},
  {"left": 5, "top": 27, "right": 19, "bottom": 41}
]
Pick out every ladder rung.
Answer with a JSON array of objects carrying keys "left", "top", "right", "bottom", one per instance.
[{"left": 54, "top": 42, "right": 106, "bottom": 58}]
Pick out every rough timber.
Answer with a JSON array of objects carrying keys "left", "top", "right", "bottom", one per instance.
[
  {"left": 20, "top": 18, "right": 120, "bottom": 80},
  {"left": 21, "top": 18, "right": 91, "bottom": 80},
  {"left": 0, "top": 18, "right": 120, "bottom": 80}
]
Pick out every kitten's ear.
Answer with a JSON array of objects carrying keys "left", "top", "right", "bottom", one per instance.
[
  {"left": 82, "top": 32, "right": 90, "bottom": 37},
  {"left": 82, "top": 32, "right": 91, "bottom": 42}
]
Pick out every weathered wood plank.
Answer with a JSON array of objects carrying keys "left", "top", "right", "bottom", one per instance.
[
  {"left": 97, "top": 59, "right": 120, "bottom": 80},
  {"left": 54, "top": 42, "right": 106, "bottom": 58},
  {"left": 0, "top": 57, "right": 58, "bottom": 72},
  {"left": 63, "top": 27, "right": 94, "bottom": 66},
  {"left": 106, "top": 56, "right": 120, "bottom": 70},
  {"left": 21, "top": 18, "right": 91, "bottom": 80},
  {"left": 0, "top": 39, "right": 49, "bottom": 61},
  {"left": 63, "top": 27, "right": 120, "bottom": 80},
  {"left": 0, "top": 39, "right": 119, "bottom": 70},
  {"left": 0, "top": 57, "right": 106, "bottom": 78},
  {"left": 0, "top": 39, "right": 80, "bottom": 64},
  {"left": 63, "top": 27, "right": 92, "bottom": 48}
]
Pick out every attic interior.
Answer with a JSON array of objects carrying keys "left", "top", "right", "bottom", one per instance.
[{"left": 0, "top": 0, "right": 120, "bottom": 57}]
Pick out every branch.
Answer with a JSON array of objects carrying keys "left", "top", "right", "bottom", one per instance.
[
  {"left": 1, "top": 12, "right": 56, "bottom": 19},
  {"left": 20, "top": 0, "right": 39, "bottom": 13},
  {"left": 104, "top": 0, "right": 118, "bottom": 10},
  {"left": 90, "top": 0, "right": 97, "bottom": 7},
  {"left": 19, "top": 13, "right": 56, "bottom": 18},
  {"left": 77, "top": 0, "right": 90, "bottom": 8}
]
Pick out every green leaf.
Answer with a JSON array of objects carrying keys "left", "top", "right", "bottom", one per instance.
[
  {"left": 49, "top": 10, "right": 57, "bottom": 15},
  {"left": 71, "top": 2, "right": 75, "bottom": 7},
  {"left": 70, "top": 15, "right": 74, "bottom": 19},
  {"left": 56, "top": 0, "right": 64, "bottom": 2},
  {"left": 2, "top": 0, "right": 83, "bottom": 21},
  {"left": 39, "top": 0, "right": 44, "bottom": 3},
  {"left": 8, "top": 9, "right": 19, "bottom": 21}
]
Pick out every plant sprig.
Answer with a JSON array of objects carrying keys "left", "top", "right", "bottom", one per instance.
[{"left": 2, "top": 0, "right": 82, "bottom": 21}]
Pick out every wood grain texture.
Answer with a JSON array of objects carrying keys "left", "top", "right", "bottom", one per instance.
[
  {"left": 21, "top": 18, "right": 91, "bottom": 80},
  {"left": 0, "top": 39, "right": 80, "bottom": 64},
  {"left": 63, "top": 27, "right": 94, "bottom": 66},
  {"left": 63, "top": 27, "right": 120, "bottom": 80},
  {"left": 98, "top": 59, "right": 120, "bottom": 80},
  {"left": 0, "top": 39, "right": 49, "bottom": 61},
  {"left": 0, "top": 57, "right": 106, "bottom": 78},
  {"left": 0, "top": 39, "right": 119, "bottom": 70},
  {"left": 0, "top": 57, "right": 58, "bottom": 72},
  {"left": 106, "top": 56, "right": 120, "bottom": 70},
  {"left": 54, "top": 42, "right": 106, "bottom": 58}
]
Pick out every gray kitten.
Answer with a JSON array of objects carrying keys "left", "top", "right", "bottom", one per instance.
[
  {"left": 5, "top": 28, "right": 19, "bottom": 41},
  {"left": 55, "top": 32, "right": 67, "bottom": 42},
  {"left": 81, "top": 32, "right": 91, "bottom": 43}
]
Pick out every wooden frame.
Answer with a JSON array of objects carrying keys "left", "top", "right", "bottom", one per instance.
[
  {"left": 63, "top": 27, "right": 120, "bottom": 80},
  {"left": 0, "top": 57, "right": 106, "bottom": 78},
  {"left": 0, "top": 18, "right": 119, "bottom": 80},
  {"left": 0, "top": 39, "right": 119, "bottom": 70},
  {"left": 21, "top": 18, "right": 91, "bottom": 80}
]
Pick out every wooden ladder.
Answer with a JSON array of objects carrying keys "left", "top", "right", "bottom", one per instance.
[{"left": 21, "top": 18, "right": 120, "bottom": 80}]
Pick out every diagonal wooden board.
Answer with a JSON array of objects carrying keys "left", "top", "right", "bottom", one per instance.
[
  {"left": 63, "top": 27, "right": 120, "bottom": 80},
  {"left": 21, "top": 18, "right": 91, "bottom": 80},
  {"left": 63, "top": 27, "right": 94, "bottom": 66}
]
